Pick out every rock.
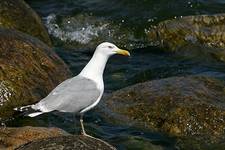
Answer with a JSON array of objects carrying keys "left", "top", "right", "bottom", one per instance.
[
  {"left": 0, "top": 28, "right": 71, "bottom": 119},
  {"left": 99, "top": 76, "right": 225, "bottom": 148},
  {"left": 16, "top": 135, "right": 116, "bottom": 150},
  {"left": 176, "top": 136, "right": 225, "bottom": 150},
  {"left": 0, "top": 126, "right": 69, "bottom": 150},
  {"left": 147, "top": 13, "right": 225, "bottom": 54},
  {"left": 115, "top": 136, "right": 165, "bottom": 150},
  {"left": 0, "top": 0, "right": 52, "bottom": 46}
]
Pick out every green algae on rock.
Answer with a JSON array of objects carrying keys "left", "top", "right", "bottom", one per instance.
[
  {"left": 148, "top": 13, "right": 225, "bottom": 50},
  {"left": 0, "top": 126, "right": 69, "bottom": 150},
  {"left": 16, "top": 135, "right": 116, "bottom": 150},
  {"left": 0, "top": 28, "right": 71, "bottom": 119},
  {"left": 0, "top": 0, "right": 52, "bottom": 46},
  {"left": 99, "top": 76, "right": 225, "bottom": 148},
  {"left": 147, "top": 13, "right": 225, "bottom": 55}
]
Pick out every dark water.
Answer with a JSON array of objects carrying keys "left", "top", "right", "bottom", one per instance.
[{"left": 10, "top": 0, "right": 225, "bottom": 149}]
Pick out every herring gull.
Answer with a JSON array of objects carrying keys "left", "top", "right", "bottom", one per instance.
[{"left": 16, "top": 42, "right": 130, "bottom": 138}]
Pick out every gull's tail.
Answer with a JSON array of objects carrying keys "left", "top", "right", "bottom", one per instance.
[{"left": 14, "top": 104, "right": 44, "bottom": 117}]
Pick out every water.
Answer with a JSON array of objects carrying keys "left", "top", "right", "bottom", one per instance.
[
  {"left": 10, "top": 0, "right": 225, "bottom": 149},
  {"left": 26, "top": 0, "right": 225, "bottom": 50}
]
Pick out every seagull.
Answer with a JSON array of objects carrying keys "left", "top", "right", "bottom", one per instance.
[{"left": 15, "top": 42, "right": 130, "bottom": 138}]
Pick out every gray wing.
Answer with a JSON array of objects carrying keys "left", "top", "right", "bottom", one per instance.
[{"left": 34, "top": 76, "right": 101, "bottom": 113}]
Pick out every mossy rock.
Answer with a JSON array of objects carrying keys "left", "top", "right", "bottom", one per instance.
[
  {"left": 0, "top": 0, "right": 52, "bottom": 46},
  {"left": 114, "top": 136, "right": 165, "bottom": 150},
  {"left": 147, "top": 13, "right": 225, "bottom": 57},
  {"left": 100, "top": 76, "right": 225, "bottom": 149},
  {"left": 0, "top": 28, "right": 71, "bottom": 119},
  {"left": 16, "top": 135, "right": 116, "bottom": 150},
  {"left": 0, "top": 126, "right": 69, "bottom": 149}
]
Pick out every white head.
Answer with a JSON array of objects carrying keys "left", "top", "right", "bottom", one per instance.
[
  {"left": 95, "top": 42, "right": 130, "bottom": 57},
  {"left": 79, "top": 42, "right": 130, "bottom": 82}
]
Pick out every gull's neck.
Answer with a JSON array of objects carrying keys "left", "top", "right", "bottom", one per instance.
[{"left": 79, "top": 51, "right": 109, "bottom": 84}]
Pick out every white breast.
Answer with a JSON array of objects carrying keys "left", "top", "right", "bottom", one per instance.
[{"left": 79, "top": 79, "right": 104, "bottom": 114}]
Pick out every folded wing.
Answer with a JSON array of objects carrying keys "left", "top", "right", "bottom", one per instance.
[{"left": 33, "top": 76, "right": 101, "bottom": 113}]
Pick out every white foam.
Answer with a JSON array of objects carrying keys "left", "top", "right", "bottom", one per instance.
[
  {"left": 44, "top": 13, "right": 150, "bottom": 49},
  {"left": 45, "top": 14, "right": 109, "bottom": 44}
]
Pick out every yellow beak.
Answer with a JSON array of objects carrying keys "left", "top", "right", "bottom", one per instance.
[{"left": 115, "top": 49, "right": 130, "bottom": 56}]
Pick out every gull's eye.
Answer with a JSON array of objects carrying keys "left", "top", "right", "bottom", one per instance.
[{"left": 108, "top": 46, "right": 114, "bottom": 49}]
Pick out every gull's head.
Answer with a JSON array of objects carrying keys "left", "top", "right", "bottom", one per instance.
[{"left": 95, "top": 42, "right": 130, "bottom": 57}]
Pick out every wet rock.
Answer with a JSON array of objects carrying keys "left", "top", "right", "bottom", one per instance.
[
  {"left": 0, "top": 28, "right": 71, "bottom": 119},
  {"left": 0, "top": 0, "right": 52, "bottom": 46},
  {"left": 147, "top": 13, "right": 225, "bottom": 56},
  {"left": 176, "top": 136, "right": 225, "bottom": 150},
  {"left": 16, "top": 135, "right": 116, "bottom": 150},
  {"left": 114, "top": 136, "right": 165, "bottom": 150},
  {"left": 99, "top": 76, "right": 225, "bottom": 148},
  {"left": 0, "top": 126, "right": 69, "bottom": 150}
]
